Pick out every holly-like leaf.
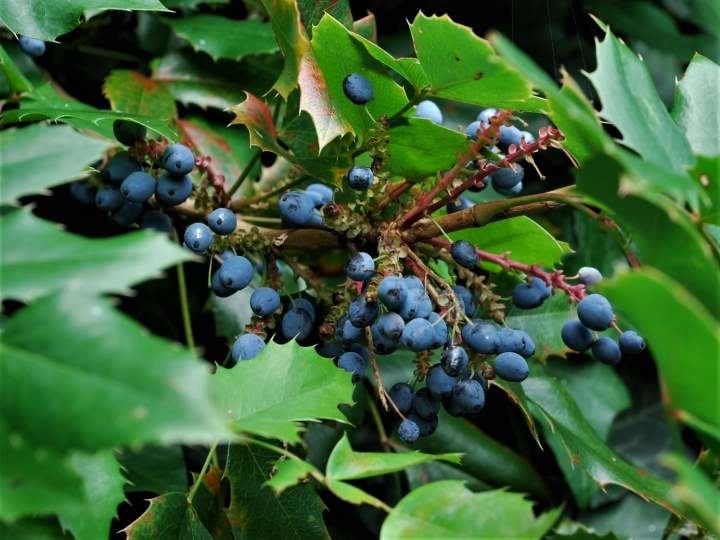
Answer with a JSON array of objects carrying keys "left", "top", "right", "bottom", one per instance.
[
  {"left": 210, "top": 340, "right": 355, "bottom": 443},
  {"left": 384, "top": 118, "right": 467, "bottom": 179},
  {"left": 586, "top": 26, "right": 695, "bottom": 175},
  {"left": 189, "top": 465, "right": 233, "bottom": 539},
  {"left": 259, "top": 0, "right": 311, "bottom": 99},
  {"left": 352, "top": 12, "right": 377, "bottom": 43},
  {"left": 116, "top": 445, "right": 188, "bottom": 494},
  {"left": 0, "top": 518, "right": 68, "bottom": 540},
  {"left": 225, "top": 442, "right": 329, "bottom": 540},
  {"left": 601, "top": 269, "right": 720, "bottom": 444},
  {"left": 671, "top": 54, "right": 720, "bottom": 159},
  {"left": 0, "top": 43, "right": 33, "bottom": 94},
  {"left": 410, "top": 410, "right": 549, "bottom": 501},
  {"left": 380, "top": 482, "right": 561, "bottom": 539},
  {"left": 0, "top": 209, "right": 194, "bottom": 302},
  {"left": 298, "top": 0, "right": 352, "bottom": 37},
  {"left": 409, "top": 13, "right": 542, "bottom": 111},
  {"left": 121, "top": 492, "right": 213, "bottom": 539},
  {"left": 449, "top": 216, "right": 565, "bottom": 272},
  {"left": 0, "top": 0, "right": 170, "bottom": 41},
  {"left": 302, "top": 15, "right": 409, "bottom": 149},
  {"left": 0, "top": 292, "right": 228, "bottom": 453},
  {"left": 491, "top": 378, "right": 542, "bottom": 448},
  {"left": 547, "top": 519, "right": 620, "bottom": 540},
  {"left": 0, "top": 124, "right": 111, "bottom": 205},
  {"left": 523, "top": 377, "right": 682, "bottom": 515},
  {"left": 403, "top": 458, "right": 492, "bottom": 493},
  {"left": 103, "top": 69, "right": 177, "bottom": 121},
  {"left": 57, "top": 450, "right": 127, "bottom": 540},
  {"left": 326, "top": 433, "right": 461, "bottom": 480},
  {"left": 164, "top": 15, "right": 278, "bottom": 61},
  {"left": 265, "top": 458, "right": 321, "bottom": 494},
  {"left": 229, "top": 92, "right": 352, "bottom": 186}
]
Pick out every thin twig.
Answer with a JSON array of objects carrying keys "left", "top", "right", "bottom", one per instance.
[
  {"left": 187, "top": 439, "right": 219, "bottom": 504},
  {"left": 365, "top": 326, "right": 388, "bottom": 411}
]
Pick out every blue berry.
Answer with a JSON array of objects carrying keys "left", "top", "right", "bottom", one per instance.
[
  {"left": 378, "top": 276, "right": 408, "bottom": 309},
  {"left": 512, "top": 283, "right": 544, "bottom": 309},
  {"left": 377, "top": 312, "right": 405, "bottom": 341},
  {"left": 140, "top": 210, "right": 172, "bottom": 233},
  {"left": 494, "top": 181, "right": 523, "bottom": 196},
  {"left": 348, "top": 293, "right": 380, "bottom": 328},
  {"left": 425, "top": 364, "right": 457, "bottom": 400},
  {"left": 342, "top": 73, "right": 373, "bottom": 104},
  {"left": 162, "top": 144, "right": 195, "bottom": 176},
  {"left": 309, "top": 212, "right": 323, "bottom": 226},
  {"left": 336, "top": 314, "right": 362, "bottom": 346},
  {"left": 19, "top": 36, "right": 46, "bottom": 57},
  {"left": 316, "top": 340, "right": 343, "bottom": 360},
  {"left": 306, "top": 183, "right": 333, "bottom": 205},
  {"left": 403, "top": 275, "right": 424, "bottom": 291},
  {"left": 497, "top": 125, "right": 524, "bottom": 151},
  {"left": 441, "top": 345, "right": 468, "bottom": 377},
  {"left": 397, "top": 289, "right": 432, "bottom": 321},
  {"left": 184, "top": 223, "right": 213, "bottom": 253},
  {"left": 398, "top": 419, "right": 420, "bottom": 444},
  {"left": 232, "top": 334, "right": 266, "bottom": 362},
  {"left": 514, "top": 329, "right": 536, "bottom": 358},
  {"left": 345, "top": 343, "right": 369, "bottom": 369},
  {"left": 477, "top": 108, "right": 498, "bottom": 125},
  {"left": 121, "top": 171, "right": 156, "bottom": 203},
  {"left": 155, "top": 172, "right": 193, "bottom": 207},
  {"left": 461, "top": 320, "right": 498, "bottom": 355},
  {"left": 294, "top": 298, "right": 316, "bottom": 322},
  {"left": 496, "top": 328, "right": 526, "bottom": 354},
  {"left": 412, "top": 388, "right": 440, "bottom": 420},
  {"left": 415, "top": 100, "right": 443, "bottom": 125},
  {"left": 70, "top": 181, "right": 96, "bottom": 206},
  {"left": 407, "top": 411, "right": 438, "bottom": 437},
  {"left": 279, "top": 191, "right": 314, "bottom": 226},
  {"left": 218, "top": 255, "right": 253, "bottom": 291},
  {"left": 402, "top": 318, "right": 436, "bottom": 352},
  {"left": 346, "top": 252, "right": 375, "bottom": 281},
  {"left": 337, "top": 352, "right": 366, "bottom": 383},
  {"left": 211, "top": 271, "right": 234, "bottom": 298},
  {"left": 370, "top": 322, "right": 399, "bottom": 355},
  {"left": 592, "top": 337, "right": 622, "bottom": 366},
  {"left": 104, "top": 151, "right": 142, "bottom": 184},
  {"left": 208, "top": 208, "right": 237, "bottom": 235},
  {"left": 304, "top": 190, "right": 325, "bottom": 209},
  {"left": 450, "top": 379, "right": 485, "bottom": 414},
  {"left": 453, "top": 286, "right": 477, "bottom": 316},
  {"left": 561, "top": 320, "right": 595, "bottom": 352},
  {"left": 113, "top": 120, "right": 146, "bottom": 146},
  {"left": 451, "top": 240, "right": 478, "bottom": 270},
  {"left": 465, "top": 121, "right": 482, "bottom": 141},
  {"left": 109, "top": 201, "right": 143, "bottom": 227},
  {"left": 428, "top": 312, "right": 448, "bottom": 349},
  {"left": 494, "top": 352, "right": 529, "bottom": 382},
  {"left": 619, "top": 331, "right": 645, "bottom": 355},
  {"left": 347, "top": 166, "right": 374, "bottom": 191},
  {"left": 95, "top": 185, "right": 124, "bottom": 211},
  {"left": 447, "top": 196, "right": 474, "bottom": 214},
  {"left": 531, "top": 276, "right": 552, "bottom": 299},
  {"left": 282, "top": 308, "right": 313, "bottom": 341},
  {"left": 461, "top": 371, "right": 489, "bottom": 395},
  {"left": 577, "top": 294, "right": 614, "bottom": 331},
  {"left": 388, "top": 383, "right": 414, "bottom": 416},
  {"left": 520, "top": 131, "right": 535, "bottom": 144},
  {"left": 250, "top": 287, "right": 281, "bottom": 317},
  {"left": 578, "top": 267, "right": 603, "bottom": 286},
  {"left": 492, "top": 163, "right": 524, "bottom": 189}
]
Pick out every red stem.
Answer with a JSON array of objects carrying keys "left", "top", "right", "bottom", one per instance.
[{"left": 378, "top": 180, "right": 412, "bottom": 210}]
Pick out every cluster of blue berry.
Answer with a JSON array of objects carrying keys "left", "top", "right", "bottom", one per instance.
[{"left": 278, "top": 184, "right": 332, "bottom": 227}]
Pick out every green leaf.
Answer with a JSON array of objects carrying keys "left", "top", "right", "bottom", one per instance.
[
  {"left": 449, "top": 216, "right": 565, "bottom": 272},
  {"left": 380, "top": 482, "right": 561, "bottom": 539},
  {"left": 210, "top": 340, "right": 355, "bottom": 443},
  {"left": 229, "top": 92, "right": 352, "bottom": 186},
  {"left": 0, "top": 0, "right": 170, "bottom": 41},
  {"left": 116, "top": 445, "right": 189, "bottom": 494},
  {"left": 298, "top": 0, "right": 352, "bottom": 37},
  {"left": 225, "top": 442, "right": 329, "bottom": 540},
  {"left": 491, "top": 378, "right": 542, "bottom": 447},
  {"left": 548, "top": 519, "right": 620, "bottom": 540},
  {"left": 385, "top": 118, "right": 467, "bottom": 179},
  {"left": 352, "top": 13, "right": 377, "bottom": 43},
  {"left": 121, "top": 492, "right": 213, "bottom": 539},
  {"left": 103, "top": 69, "right": 177, "bottom": 121},
  {"left": 403, "top": 459, "right": 492, "bottom": 493},
  {"left": 164, "top": 15, "right": 278, "bottom": 61},
  {"left": 57, "top": 450, "right": 127, "bottom": 540},
  {"left": 0, "top": 292, "right": 227, "bottom": 453},
  {"left": 585, "top": 27, "right": 695, "bottom": 175},
  {"left": 326, "top": 433, "right": 461, "bottom": 480},
  {"left": 575, "top": 154, "right": 720, "bottom": 316},
  {"left": 0, "top": 124, "right": 111, "bottom": 205},
  {"left": 0, "top": 209, "right": 194, "bottom": 302},
  {"left": 189, "top": 464, "right": 233, "bottom": 539},
  {"left": 326, "top": 478, "right": 388, "bottom": 509},
  {"left": 162, "top": 0, "right": 229, "bottom": 7},
  {"left": 409, "top": 14, "right": 540, "bottom": 111},
  {"left": 0, "top": 518, "right": 68, "bottom": 540},
  {"left": 0, "top": 43, "right": 33, "bottom": 94},
  {"left": 265, "top": 458, "right": 321, "bottom": 494},
  {"left": 303, "top": 15, "right": 408, "bottom": 149},
  {"left": 600, "top": 268, "right": 720, "bottom": 438},
  {"left": 661, "top": 454, "right": 720, "bottom": 535},
  {"left": 410, "top": 410, "right": 549, "bottom": 501},
  {"left": 258, "top": 0, "right": 311, "bottom": 99},
  {"left": 671, "top": 54, "right": 720, "bottom": 158},
  {"left": 578, "top": 493, "right": 673, "bottom": 540},
  {"left": 523, "top": 377, "right": 682, "bottom": 515}
]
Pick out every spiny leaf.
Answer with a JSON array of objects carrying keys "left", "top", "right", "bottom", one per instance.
[
  {"left": 189, "top": 465, "right": 233, "bottom": 539},
  {"left": 491, "top": 378, "right": 542, "bottom": 448},
  {"left": 0, "top": 42, "right": 33, "bottom": 93},
  {"left": 210, "top": 340, "right": 355, "bottom": 443},
  {"left": 352, "top": 13, "right": 377, "bottom": 42},
  {"left": 298, "top": 0, "right": 352, "bottom": 37},
  {"left": 103, "top": 69, "right": 177, "bottom": 121},
  {"left": 121, "top": 492, "right": 213, "bottom": 539},
  {"left": 116, "top": 445, "right": 188, "bottom": 495}
]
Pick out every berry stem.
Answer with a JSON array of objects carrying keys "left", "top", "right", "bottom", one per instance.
[
  {"left": 187, "top": 439, "right": 218, "bottom": 504},
  {"left": 387, "top": 90, "right": 429, "bottom": 124},
  {"left": 226, "top": 148, "right": 262, "bottom": 199},
  {"left": 173, "top": 230, "right": 196, "bottom": 354},
  {"left": 365, "top": 326, "right": 389, "bottom": 411}
]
